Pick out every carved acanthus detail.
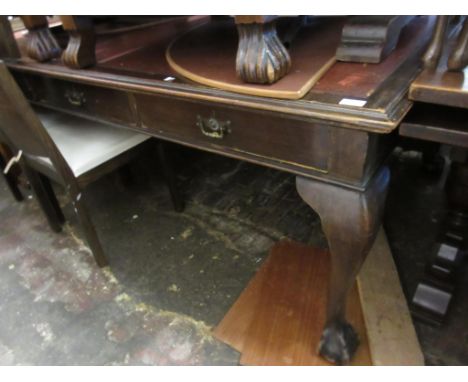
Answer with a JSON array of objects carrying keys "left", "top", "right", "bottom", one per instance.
[
  {"left": 60, "top": 16, "right": 96, "bottom": 69},
  {"left": 236, "top": 22, "right": 291, "bottom": 84},
  {"left": 21, "top": 16, "right": 61, "bottom": 62}
]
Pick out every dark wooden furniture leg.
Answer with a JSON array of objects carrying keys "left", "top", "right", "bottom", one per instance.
[
  {"left": 39, "top": 173, "right": 65, "bottom": 224},
  {"left": 423, "top": 16, "right": 449, "bottom": 70},
  {"left": 157, "top": 142, "right": 185, "bottom": 213},
  {"left": 411, "top": 157, "right": 468, "bottom": 324},
  {"left": 20, "top": 16, "right": 61, "bottom": 62},
  {"left": 296, "top": 167, "right": 390, "bottom": 364},
  {"left": 23, "top": 165, "right": 64, "bottom": 232},
  {"left": 234, "top": 16, "right": 291, "bottom": 84},
  {"left": 70, "top": 189, "right": 108, "bottom": 267},
  {"left": 447, "top": 17, "right": 468, "bottom": 71},
  {"left": 445, "top": 159, "right": 468, "bottom": 230},
  {"left": 0, "top": 150, "right": 23, "bottom": 201},
  {"left": 0, "top": 16, "right": 20, "bottom": 59},
  {"left": 117, "top": 163, "right": 134, "bottom": 188},
  {"left": 60, "top": 16, "right": 96, "bottom": 69}
]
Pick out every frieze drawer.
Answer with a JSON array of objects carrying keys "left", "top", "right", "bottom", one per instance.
[
  {"left": 135, "top": 94, "right": 332, "bottom": 173},
  {"left": 14, "top": 73, "right": 135, "bottom": 126}
]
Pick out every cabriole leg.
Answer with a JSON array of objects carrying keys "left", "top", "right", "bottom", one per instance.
[{"left": 296, "top": 167, "right": 390, "bottom": 364}]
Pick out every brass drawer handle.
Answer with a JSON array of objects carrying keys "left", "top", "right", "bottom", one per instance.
[
  {"left": 196, "top": 113, "right": 231, "bottom": 139},
  {"left": 65, "top": 88, "right": 86, "bottom": 107}
]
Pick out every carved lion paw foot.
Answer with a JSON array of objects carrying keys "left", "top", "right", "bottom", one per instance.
[
  {"left": 318, "top": 321, "right": 359, "bottom": 364},
  {"left": 236, "top": 22, "right": 291, "bottom": 84}
]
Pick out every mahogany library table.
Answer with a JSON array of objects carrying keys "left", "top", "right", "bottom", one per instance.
[{"left": 0, "top": 15, "right": 436, "bottom": 364}]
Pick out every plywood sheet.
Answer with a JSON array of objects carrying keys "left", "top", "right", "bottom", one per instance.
[{"left": 357, "top": 229, "right": 425, "bottom": 365}]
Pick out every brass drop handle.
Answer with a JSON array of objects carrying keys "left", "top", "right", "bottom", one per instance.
[
  {"left": 196, "top": 113, "right": 231, "bottom": 139},
  {"left": 65, "top": 88, "right": 86, "bottom": 107}
]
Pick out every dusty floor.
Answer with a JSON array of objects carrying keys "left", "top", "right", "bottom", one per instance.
[{"left": 0, "top": 144, "right": 466, "bottom": 365}]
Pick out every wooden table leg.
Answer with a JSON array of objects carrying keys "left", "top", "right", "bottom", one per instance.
[
  {"left": 20, "top": 16, "right": 61, "bottom": 62},
  {"left": 156, "top": 141, "right": 185, "bottom": 213},
  {"left": 234, "top": 16, "right": 291, "bottom": 84},
  {"left": 447, "top": 17, "right": 468, "bottom": 71},
  {"left": 60, "top": 16, "right": 96, "bottom": 69},
  {"left": 423, "top": 16, "right": 448, "bottom": 70},
  {"left": 445, "top": 158, "right": 468, "bottom": 228},
  {"left": 411, "top": 156, "right": 468, "bottom": 324},
  {"left": 296, "top": 167, "right": 390, "bottom": 364}
]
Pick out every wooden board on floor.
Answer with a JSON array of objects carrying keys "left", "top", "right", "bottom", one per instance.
[
  {"left": 166, "top": 18, "right": 345, "bottom": 100},
  {"left": 212, "top": 250, "right": 273, "bottom": 353},
  {"left": 213, "top": 240, "right": 371, "bottom": 366},
  {"left": 357, "top": 229, "right": 425, "bottom": 365}
]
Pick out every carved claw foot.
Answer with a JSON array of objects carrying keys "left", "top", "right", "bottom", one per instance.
[
  {"left": 20, "top": 16, "right": 61, "bottom": 62},
  {"left": 60, "top": 16, "right": 96, "bottom": 69},
  {"left": 235, "top": 21, "right": 291, "bottom": 84},
  {"left": 319, "top": 321, "right": 360, "bottom": 365},
  {"left": 26, "top": 28, "right": 61, "bottom": 62}
]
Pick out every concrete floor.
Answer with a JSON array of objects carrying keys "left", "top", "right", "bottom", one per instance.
[{"left": 0, "top": 144, "right": 466, "bottom": 365}]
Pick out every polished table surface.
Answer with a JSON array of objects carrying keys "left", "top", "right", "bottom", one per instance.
[
  {"left": 409, "top": 66, "right": 468, "bottom": 109},
  {"left": 409, "top": 30, "right": 468, "bottom": 110},
  {"left": 403, "top": 29, "right": 468, "bottom": 148}
]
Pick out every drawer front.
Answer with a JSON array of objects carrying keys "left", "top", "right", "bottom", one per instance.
[
  {"left": 135, "top": 94, "right": 332, "bottom": 173},
  {"left": 16, "top": 74, "right": 135, "bottom": 126}
]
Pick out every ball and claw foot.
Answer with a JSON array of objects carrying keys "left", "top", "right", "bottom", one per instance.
[{"left": 318, "top": 321, "right": 360, "bottom": 365}]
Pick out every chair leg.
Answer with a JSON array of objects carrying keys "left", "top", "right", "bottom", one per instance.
[
  {"left": 71, "top": 191, "right": 109, "bottom": 267},
  {"left": 23, "top": 166, "right": 64, "bottom": 232},
  {"left": 38, "top": 173, "right": 65, "bottom": 224},
  {"left": 117, "top": 163, "right": 134, "bottom": 188},
  {"left": 0, "top": 154, "right": 23, "bottom": 202},
  {"left": 157, "top": 141, "right": 185, "bottom": 212}
]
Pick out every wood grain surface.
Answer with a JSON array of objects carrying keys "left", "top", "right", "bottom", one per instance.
[
  {"left": 409, "top": 25, "right": 468, "bottom": 109},
  {"left": 312, "top": 16, "right": 435, "bottom": 100},
  {"left": 214, "top": 240, "right": 371, "bottom": 366},
  {"left": 357, "top": 229, "right": 425, "bottom": 366}
]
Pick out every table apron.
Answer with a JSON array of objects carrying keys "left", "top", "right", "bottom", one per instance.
[{"left": 14, "top": 72, "right": 395, "bottom": 190}]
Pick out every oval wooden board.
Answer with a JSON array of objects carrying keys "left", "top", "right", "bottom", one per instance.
[{"left": 166, "top": 18, "right": 346, "bottom": 100}]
